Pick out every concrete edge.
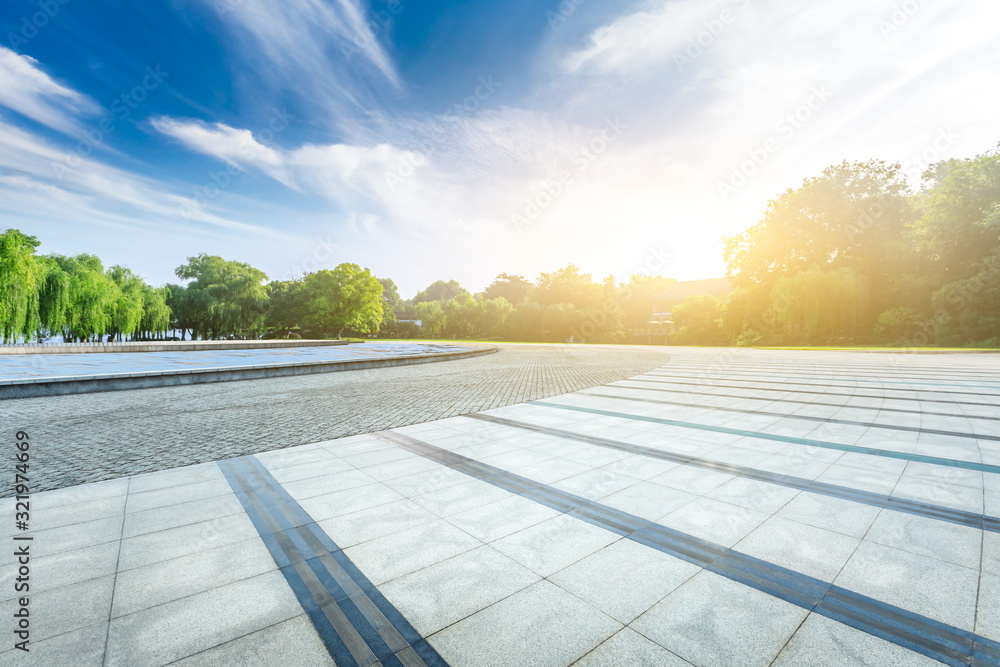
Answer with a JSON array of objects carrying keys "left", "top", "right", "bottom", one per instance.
[
  {"left": 0, "top": 339, "right": 352, "bottom": 355},
  {"left": 0, "top": 345, "right": 498, "bottom": 399}
]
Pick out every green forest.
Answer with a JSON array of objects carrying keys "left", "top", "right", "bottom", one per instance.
[{"left": 1, "top": 146, "right": 997, "bottom": 347}]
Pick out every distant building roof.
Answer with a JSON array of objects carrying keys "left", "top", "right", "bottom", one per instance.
[{"left": 653, "top": 277, "right": 734, "bottom": 310}]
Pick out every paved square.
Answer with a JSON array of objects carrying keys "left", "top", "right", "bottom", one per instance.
[{"left": 3, "top": 348, "right": 1000, "bottom": 666}]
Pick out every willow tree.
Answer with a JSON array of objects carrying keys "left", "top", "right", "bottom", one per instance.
[
  {"left": 769, "top": 266, "right": 870, "bottom": 342},
  {"left": 175, "top": 254, "right": 269, "bottom": 338},
  {"left": 36, "top": 257, "right": 70, "bottom": 340},
  {"left": 0, "top": 229, "right": 41, "bottom": 343},
  {"left": 51, "top": 254, "right": 119, "bottom": 342},
  {"left": 107, "top": 265, "right": 146, "bottom": 341},
  {"left": 140, "top": 285, "right": 172, "bottom": 339}
]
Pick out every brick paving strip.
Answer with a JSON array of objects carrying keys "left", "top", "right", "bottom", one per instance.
[{"left": 0, "top": 344, "right": 671, "bottom": 494}]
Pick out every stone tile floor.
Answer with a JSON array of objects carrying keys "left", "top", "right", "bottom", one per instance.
[{"left": 2, "top": 348, "right": 999, "bottom": 666}]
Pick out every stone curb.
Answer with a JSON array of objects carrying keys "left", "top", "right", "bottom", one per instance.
[
  {"left": 0, "top": 339, "right": 351, "bottom": 355},
  {"left": 0, "top": 345, "right": 498, "bottom": 399}
]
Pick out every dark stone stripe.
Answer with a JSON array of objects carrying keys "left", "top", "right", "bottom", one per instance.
[
  {"left": 580, "top": 390, "right": 1000, "bottom": 442},
  {"left": 372, "top": 430, "right": 998, "bottom": 667},
  {"left": 645, "top": 370, "right": 1000, "bottom": 398},
  {"left": 218, "top": 455, "right": 448, "bottom": 667},
  {"left": 628, "top": 376, "right": 1000, "bottom": 409},
  {"left": 466, "top": 413, "right": 1000, "bottom": 534},
  {"left": 530, "top": 400, "right": 1000, "bottom": 475},
  {"left": 612, "top": 380, "right": 1000, "bottom": 422}
]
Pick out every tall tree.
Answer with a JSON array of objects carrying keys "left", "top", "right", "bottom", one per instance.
[
  {"left": 35, "top": 257, "right": 70, "bottom": 340},
  {"left": 412, "top": 279, "right": 469, "bottom": 304},
  {"left": 619, "top": 274, "right": 675, "bottom": 330},
  {"left": 0, "top": 229, "right": 41, "bottom": 343},
  {"left": 107, "top": 265, "right": 146, "bottom": 341},
  {"left": 414, "top": 300, "right": 447, "bottom": 338},
  {"left": 723, "top": 160, "right": 912, "bottom": 314},
  {"left": 912, "top": 147, "right": 1000, "bottom": 282},
  {"left": 296, "top": 264, "right": 384, "bottom": 337},
  {"left": 49, "top": 254, "right": 119, "bottom": 342},
  {"left": 175, "top": 254, "right": 269, "bottom": 338},
  {"left": 483, "top": 274, "right": 533, "bottom": 305},
  {"left": 378, "top": 277, "right": 402, "bottom": 311},
  {"left": 140, "top": 285, "right": 172, "bottom": 339}
]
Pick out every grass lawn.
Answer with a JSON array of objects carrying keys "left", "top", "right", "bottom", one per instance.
[
  {"left": 359, "top": 339, "right": 1000, "bottom": 352},
  {"left": 757, "top": 346, "right": 1000, "bottom": 352}
]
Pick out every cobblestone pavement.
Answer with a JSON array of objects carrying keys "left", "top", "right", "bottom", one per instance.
[{"left": 0, "top": 344, "right": 669, "bottom": 495}]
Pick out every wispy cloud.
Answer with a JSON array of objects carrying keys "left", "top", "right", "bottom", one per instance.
[
  {"left": 0, "top": 46, "right": 99, "bottom": 135},
  {"left": 0, "top": 118, "right": 301, "bottom": 242},
  {"left": 201, "top": 0, "right": 400, "bottom": 125}
]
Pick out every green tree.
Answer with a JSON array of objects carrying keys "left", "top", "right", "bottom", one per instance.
[
  {"left": 477, "top": 297, "right": 513, "bottom": 337},
  {"left": 412, "top": 279, "right": 469, "bottom": 304},
  {"left": 504, "top": 302, "right": 543, "bottom": 341},
  {"left": 723, "top": 160, "right": 912, "bottom": 316},
  {"left": 107, "top": 265, "right": 146, "bottom": 341},
  {"left": 414, "top": 300, "right": 447, "bottom": 337},
  {"left": 264, "top": 279, "right": 305, "bottom": 338},
  {"left": 378, "top": 277, "right": 403, "bottom": 311},
  {"left": 36, "top": 256, "right": 70, "bottom": 341},
  {"left": 51, "top": 254, "right": 120, "bottom": 342},
  {"left": 442, "top": 293, "right": 478, "bottom": 338},
  {"left": 296, "top": 264, "right": 384, "bottom": 337},
  {"left": 911, "top": 147, "right": 1000, "bottom": 283},
  {"left": 165, "top": 284, "right": 194, "bottom": 340},
  {"left": 619, "top": 275, "right": 675, "bottom": 330},
  {"left": 483, "top": 274, "right": 533, "bottom": 305},
  {"left": 670, "top": 294, "right": 727, "bottom": 345},
  {"left": 175, "top": 254, "right": 269, "bottom": 338},
  {"left": 769, "top": 267, "right": 870, "bottom": 342},
  {"left": 536, "top": 265, "right": 601, "bottom": 308},
  {"left": 140, "top": 285, "right": 172, "bottom": 339},
  {"left": 0, "top": 229, "right": 41, "bottom": 343},
  {"left": 930, "top": 251, "right": 1000, "bottom": 346}
]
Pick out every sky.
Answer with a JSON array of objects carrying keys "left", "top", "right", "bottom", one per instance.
[{"left": 0, "top": 0, "right": 998, "bottom": 298}]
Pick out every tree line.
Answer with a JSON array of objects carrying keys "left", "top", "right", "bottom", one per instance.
[
  {"left": 0, "top": 231, "right": 170, "bottom": 343},
  {"left": 2, "top": 143, "right": 997, "bottom": 347},
  {"left": 670, "top": 146, "right": 1000, "bottom": 347}
]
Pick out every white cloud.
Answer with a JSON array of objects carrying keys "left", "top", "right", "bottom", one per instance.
[
  {"left": 199, "top": 0, "right": 399, "bottom": 124},
  {"left": 562, "top": 0, "right": 711, "bottom": 74},
  {"left": 0, "top": 47, "right": 99, "bottom": 135},
  {"left": 0, "top": 118, "right": 300, "bottom": 242},
  {"left": 151, "top": 117, "right": 293, "bottom": 186}
]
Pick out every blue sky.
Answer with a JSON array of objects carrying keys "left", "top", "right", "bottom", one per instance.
[{"left": 1, "top": 0, "right": 998, "bottom": 297}]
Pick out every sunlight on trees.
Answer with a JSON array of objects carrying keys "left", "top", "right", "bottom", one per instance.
[{"left": 2, "top": 144, "right": 998, "bottom": 347}]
